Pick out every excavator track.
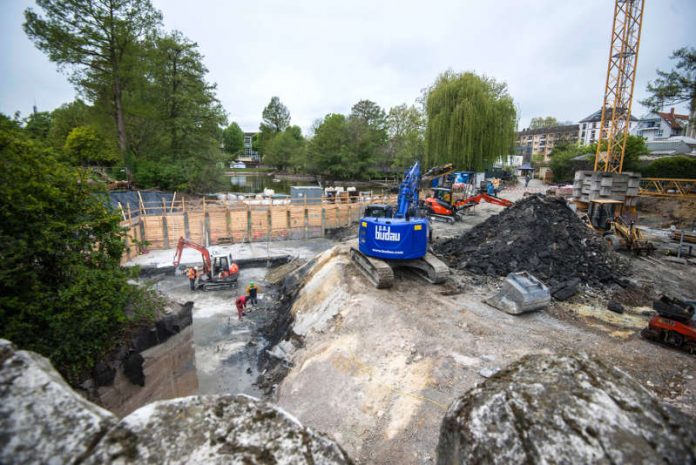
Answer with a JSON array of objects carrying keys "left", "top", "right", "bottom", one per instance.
[
  {"left": 397, "top": 253, "right": 449, "bottom": 284},
  {"left": 350, "top": 247, "right": 395, "bottom": 289},
  {"left": 350, "top": 247, "right": 449, "bottom": 288}
]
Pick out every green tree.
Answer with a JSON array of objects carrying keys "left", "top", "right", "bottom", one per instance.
[
  {"left": 264, "top": 126, "right": 305, "bottom": 171},
  {"left": 223, "top": 122, "right": 244, "bottom": 155},
  {"left": 386, "top": 103, "right": 425, "bottom": 171},
  {"left": 48, "top": 100, "right": 92, "bottom": 149},
  {"left": 350, "top": 99, "right": 387, "bottom": 130},
  {"left": 260, "top": 96, "right": 291, "bottom": 134},
  {"left": 0, "top": 122, "right": 156, "bottom": 383},
  {"left": 141, "top": 31, "right": 226, "bottom": 157},
  {"left": 307, "top": 113, "right": 351, "bottom": 178},
  {"left": 24, "top": 111, "right": 52, "bottom": 141},
  {"left": 125, "top": 31, "right": 226, "bottom": 191},
  {"left": 64, "top": 126, "right": 119, "bottom": 166},
  {"left": 24, "top": 0, "right": 163, "bottom": 153},
  {"left": 348, "top": 100, "right": 388, "bottom": 173},
  {"left": 641, "top": 47, "right": 696, "bottom": 137},
  {"left": 643, "top": 156, "right": 696, "bottom": 178},
  {"left": 588, "top": 134, "right": 647, "bottom": 173},
  {"left": 549, "top": 143, "right": 592, "bottom": 182},
  {"left": 425, "top": 71, "right": 517, "bottom": 170},
  {"left": 529, "top": 116, "right": 560, "bottom": 129}
]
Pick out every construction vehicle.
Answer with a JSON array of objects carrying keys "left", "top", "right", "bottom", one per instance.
[
  {"left": 641, "top": 295, "right": 696, "bottom": 354},
  {"left": 423, "top": 186, "right": 513, "bottom": 223},
  {"left": 350, "top": 161, "right": 449, "bottom": 288},
  {"left": 173, "top": 237, "right": 239, "bottom": 291},
  {"left": 584, "top": 199, "right": 654, "bottom": 254}
]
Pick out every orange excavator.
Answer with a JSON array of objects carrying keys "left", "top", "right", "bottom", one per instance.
[
  {"left": 423, "top": 187, "right": 513, "bottom": 223},
  {"left": 173, "top": 237, "right": 239, "bottom": 291},
  {"left": 641, "top": 296, "right": 696, "bottom": 354}
]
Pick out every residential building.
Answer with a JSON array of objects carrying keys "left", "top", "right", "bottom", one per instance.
[
  {"left": 633, "top": 108, "right": 690, "bottom": 141},
  {"left": 516, "top": 124, "right": 579, "bottom": 161},
  {"left": 577, "top": 108, "right": 638, "bottom": 145},
  {"left": 238, "top": 132, "right": 261, "bottom": 164}
]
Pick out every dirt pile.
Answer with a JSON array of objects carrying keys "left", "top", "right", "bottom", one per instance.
[{"left": 435, "top": 195, "right": 627, "bottom": 286}]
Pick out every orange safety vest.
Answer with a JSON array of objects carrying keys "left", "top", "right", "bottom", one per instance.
[
  {"left": 229, "top": 263, "right": 239, "bottom": 274},
  {"left": 187, "top": 268, "right": 197, "bottom": 279}
]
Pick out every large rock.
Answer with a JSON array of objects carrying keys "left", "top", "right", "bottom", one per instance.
[
  {"left": 0, "top": 338, "right": 353, "bottom": 465},
  {"left": 85, "top": 395, "right": 354, "bottom": 464},
  {"left": 0, "top": 339, "right": 117, "bottom": 465},
  {"left": 437, "top": 352, "right": 696, "bottom": 465}
]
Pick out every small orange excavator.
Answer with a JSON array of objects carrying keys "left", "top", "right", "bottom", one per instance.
[
  {"left": 641, "top": 295, "right": 696, "bottom": 354},
  {"left": 173, "top": 237, "right": 239, "bottom": 291},
  {"left": 423, "top": 186, "right": 513, "bottom": 223}
]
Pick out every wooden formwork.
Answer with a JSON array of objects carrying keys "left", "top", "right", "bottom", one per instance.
[{"left": 119, "top": 196, "right": 378, "bottom": 262}]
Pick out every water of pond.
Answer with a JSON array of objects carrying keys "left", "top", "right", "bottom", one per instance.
[{"left": 227, "top": 173, "right": 317, "bottom": 194}]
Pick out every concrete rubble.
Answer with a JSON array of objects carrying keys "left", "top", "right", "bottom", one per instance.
[
  {"left": 437, "top": 352, "right": 696, "bottom": 465},
  {"left": 0, "top": 339, "right": 353, "bottom": 465}
]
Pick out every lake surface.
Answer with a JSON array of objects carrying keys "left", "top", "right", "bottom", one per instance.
[{"left": 227, "top": 173, "right": 317, "bottom": 194}]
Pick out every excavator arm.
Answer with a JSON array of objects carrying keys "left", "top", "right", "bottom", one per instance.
[
  {"left": 173, "top": 237, "right": 212, "bottom": 274},
  {"left": 452, "top": 193, "right": 513, "bottom": 209}
]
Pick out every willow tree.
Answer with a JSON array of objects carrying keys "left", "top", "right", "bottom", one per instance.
[{"left": 425, "top": 71, "right": 516, "bottom": 170}]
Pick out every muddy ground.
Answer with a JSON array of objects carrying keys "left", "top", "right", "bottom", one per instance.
[
  {"left": 132, "top": 239, "right": 335, "bottom": 396},
  {"left": 136, "top": 181, "right": 696, "bottom": 465}
]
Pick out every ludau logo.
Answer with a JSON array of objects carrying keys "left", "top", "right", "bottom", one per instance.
[{"left": 375, "top": 225, "right": 400, "bottom": 241}]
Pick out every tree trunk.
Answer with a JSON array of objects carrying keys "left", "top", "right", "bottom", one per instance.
[
  {"left": 688, "top": 94, "right": 696, "bottom": 139},
  {"left": 113, "top": 77, "right": 127, "bottom": 153}
]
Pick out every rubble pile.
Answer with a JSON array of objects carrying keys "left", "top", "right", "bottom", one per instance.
[{"left": 435, "top": 195, "right": 627, "bottom": 286}]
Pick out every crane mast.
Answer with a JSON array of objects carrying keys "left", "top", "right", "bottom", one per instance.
[{"left": 594, "top": 0, "right": 645, "bottom": 173}]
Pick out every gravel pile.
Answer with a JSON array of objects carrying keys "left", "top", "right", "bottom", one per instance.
[{"left": 434, "top": 195, "right": 627, "bottom": 286}]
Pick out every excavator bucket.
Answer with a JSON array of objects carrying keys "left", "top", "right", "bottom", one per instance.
[{"left": 484, "top": 271, "right": 550, "bottom": 315}]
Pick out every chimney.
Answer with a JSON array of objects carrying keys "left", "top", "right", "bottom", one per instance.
[{"left": 670, "top": 107, "right": 675, "bottom": 116}]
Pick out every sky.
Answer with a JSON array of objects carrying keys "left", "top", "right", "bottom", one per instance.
[{"left": 1, "top": 0, "right": 694, "bottom": 133}]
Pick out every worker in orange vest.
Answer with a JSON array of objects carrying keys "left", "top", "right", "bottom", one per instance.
[{"left": 187, "top": 267, "right": 198, "bottom": 291}]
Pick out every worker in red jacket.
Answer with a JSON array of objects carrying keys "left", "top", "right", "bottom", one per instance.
[{"left": 235, "top": 295, "right": 248, "bottom": 320}]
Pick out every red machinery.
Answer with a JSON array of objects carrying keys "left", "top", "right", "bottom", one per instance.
[
  {"left": 641, "top": 296, "right": 696, "bottom": 353},
  {"left": 173, "top": 237, "right": 239, "bottom": 291},
  {"left": 423, "top": 187, "right": 513, "bottom": 223}
]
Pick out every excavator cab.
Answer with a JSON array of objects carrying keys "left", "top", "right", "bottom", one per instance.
[
  {"left": 364, "top": 204, "right": 394, "bottom": 218},
  {"left": 432, "top": 188, "right": 453, "bottom": 205},
  {"left": 587, "top": 199, "right": 623, "bottom": 231}
]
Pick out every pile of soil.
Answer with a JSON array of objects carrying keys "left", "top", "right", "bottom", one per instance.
[{"left": 435, "top": 195, "right": 628, "bottom": 286}]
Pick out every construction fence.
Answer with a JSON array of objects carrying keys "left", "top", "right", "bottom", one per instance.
[{"left": 119, "top": 195, "right": 390, "bottom": 262}]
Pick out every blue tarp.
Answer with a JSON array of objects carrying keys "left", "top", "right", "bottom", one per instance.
[{"left": 109, "top": 191, "right": 175, "bottom": 217}]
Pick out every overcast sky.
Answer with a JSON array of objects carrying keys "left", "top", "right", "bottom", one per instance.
[{"left": 1, "top": 0, "right": 694, "bottom": 133}]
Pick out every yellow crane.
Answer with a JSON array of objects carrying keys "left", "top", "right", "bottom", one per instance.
[{"left": 594, "top": 0, "right": 646, "bottom": 173}]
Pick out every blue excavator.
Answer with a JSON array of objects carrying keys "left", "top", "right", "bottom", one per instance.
[{"left": 350, "top": 161, "right": 449, "bottom": 288}]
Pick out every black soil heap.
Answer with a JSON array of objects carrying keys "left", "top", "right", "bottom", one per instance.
[{"left": 434, "top": 195, "right": 627, "bottom": 286}]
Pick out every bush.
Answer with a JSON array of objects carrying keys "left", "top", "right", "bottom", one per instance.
[
  {"left": 642, "top": 156, "right": 696, "bottom": 179},
  {"left": 0, "top": 124, "right": 159, "bottom": 383}
]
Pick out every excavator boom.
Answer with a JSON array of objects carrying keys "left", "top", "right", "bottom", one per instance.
[{"left": 173, "top": 237, "right": 212, "bottom": 274}]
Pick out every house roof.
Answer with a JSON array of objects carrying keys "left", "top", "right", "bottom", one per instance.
[
  {"left": 579, "top": 108, "right": 638, "bottom": 123},
  {"left": 517, "top": 124, "right": 579, "bottom": 136},
  {"left": 657, "top": 110, "right": 689, "bottom": 129}
]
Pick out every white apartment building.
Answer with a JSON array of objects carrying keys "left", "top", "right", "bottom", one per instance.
[{"left": 578, "top": 108, "right": 638, "bottom": 145}]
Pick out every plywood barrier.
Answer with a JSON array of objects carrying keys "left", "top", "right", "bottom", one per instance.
[{"left": 119, "top": 197, "right": 394, "bottom": 261}]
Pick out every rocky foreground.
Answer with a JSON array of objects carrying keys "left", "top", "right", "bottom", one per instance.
[
  {"left": 0, "top": 339, "right": 353, "bottom": 465},
  {"left": 3, "top": 287, "right": 696, "bottom": 464},
  {"left": 437, "top": 352, "right": 696, "bottom": 465}
]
